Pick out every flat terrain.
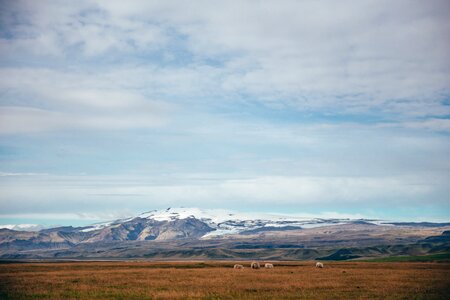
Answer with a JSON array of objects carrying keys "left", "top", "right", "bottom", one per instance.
[{"left": 0, "top": 261, "right": 449, "bottom": 299}]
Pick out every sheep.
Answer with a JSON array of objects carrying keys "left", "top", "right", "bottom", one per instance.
[
  {"left": 250, "top": 261, "right": 260, "bottom": 269},
  {"left": 233, "top": 264, "right": 244, "bottom": 269},
  {"left": 264, "top": 263, "right": 274, "bottom": 269},
  {"left": 316, "top": 262, "right": 324, "bottom": 268}
]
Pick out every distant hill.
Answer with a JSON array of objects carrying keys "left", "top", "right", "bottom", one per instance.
[
  {"left": 422, "top": 231, "right": 450, "bottom": 243},
  {"left": 386, "top": 222, "right": 450, "bottom": 227},
  {"left": 1, "top": 207, "right": 449, "bottom": 261}
]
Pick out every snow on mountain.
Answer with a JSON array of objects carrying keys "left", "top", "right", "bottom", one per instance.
[
  {"left": 0, "top": 224, "right": 49, "bottom": 231},
  {"left": 80, "top": 221, "right": 114, "bottom": 232},
  {"left": 0, "top": 208, "right": 377, "bottom": 240},
  {"left": 136, "top": 207, "right": 356, "bottom": 238},
  {"left": 139, "top": 207, "right": 314, "bottom": 223}
]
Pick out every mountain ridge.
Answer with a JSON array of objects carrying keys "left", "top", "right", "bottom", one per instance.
[{"left": 1, "top": 207, "right": 449, "bottom": 260}]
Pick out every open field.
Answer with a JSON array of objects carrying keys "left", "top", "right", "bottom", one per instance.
[
  {"left": 1, "top": 261, "right": 449, "bottom": 299},
  {"left": 361, "top": 252, "right": 450, "bottom": 262}
]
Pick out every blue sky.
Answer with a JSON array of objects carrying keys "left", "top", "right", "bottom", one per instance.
[{"left": 0, "top": 0, "right": 449, "bottom": 226}]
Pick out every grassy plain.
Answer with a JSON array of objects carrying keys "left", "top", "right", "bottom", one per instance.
[
  {"left": 0, "top": 261, "right": 449, "bottom": 299},
  {"left": 362, "top": 252, "right": 450, "bottom": 262}
]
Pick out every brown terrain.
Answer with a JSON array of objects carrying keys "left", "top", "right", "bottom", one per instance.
[
  {"left": 2, "top": 223, "right": 449, "bottom": 261},
  {"left": 1, "top": 261, "right": 449, "bottom": 299}
]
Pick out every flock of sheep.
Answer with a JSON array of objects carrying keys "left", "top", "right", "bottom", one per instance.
[{"left": 233, "top": 261, "right": 324, "bottom": 269}]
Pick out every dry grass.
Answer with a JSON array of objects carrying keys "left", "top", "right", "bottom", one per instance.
[{"left": 0, "top": 261, "right": 449, "bottom": 299}]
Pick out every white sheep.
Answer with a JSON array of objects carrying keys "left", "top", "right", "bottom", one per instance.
[
  {"left": 233, "top": 264, "right": 244, "bottom": 269},
  {"left": 264, "top": 263, "right": 274, "bottom": 269},
  {"left": 315, "top": 262, "right": 324, "bottom": 268},
  {"left": 251, "top": 261, "right": 261, "bottom": 269}
]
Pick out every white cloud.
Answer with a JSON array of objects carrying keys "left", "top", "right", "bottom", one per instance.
[
  {"left": 0, "top": 67, "right": 172, "bottom": 133},
  {"left": 0, "top": 0, "right": 168, "bottom": 57},
  {"left": 402, "top": 119, "right": 450, "bottom": 132},
  {"left": 0, "top": 212, "right": 132, "bottom": 222},
  {"left": 0, "top": 1, "right": 449, "bottom": 221},
  {"left": 117, "top": 0, "right": 449, "bottom": 110},
  {"left": 1, "top": 0, "right": 449, "bottom": 117},
  {"left": 1, "top": 172, "right": 448, "bottom": 216},
  {"left": 0, "top": 172, "right": 49, "bottom": 176},
  {"left": 0, "top": 105, "right": 168, "bottom": 134}
]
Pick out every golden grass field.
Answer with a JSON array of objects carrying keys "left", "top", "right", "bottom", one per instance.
[{"left": 0, "top": 261, "right": 449, "bottom": 299}]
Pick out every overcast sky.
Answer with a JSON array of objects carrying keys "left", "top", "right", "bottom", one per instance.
[{"left": 0, "top": 0, "right": 449, "bottom": 225}]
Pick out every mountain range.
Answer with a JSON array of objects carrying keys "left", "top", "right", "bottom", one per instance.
[{"left": 1, "top": 207, "right": 449, "bottom": 260}]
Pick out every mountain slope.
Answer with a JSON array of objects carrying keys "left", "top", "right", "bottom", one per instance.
[
  {"left": 1, "top": 207, "right": 449, "bottom": 260},
  {"left": 71, "top": 207, "right": 357, "bottom": 241}
]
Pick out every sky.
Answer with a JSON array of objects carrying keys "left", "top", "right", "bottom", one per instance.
[{"left": 0, "top": 0, "right": 449, "bottom": 226}]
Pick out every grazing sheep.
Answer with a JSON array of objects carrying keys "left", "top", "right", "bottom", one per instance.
[
  {"left": 264, "top": 263, "right": 274, "bottom": 269},
  {"left": 316, "top": 262, "right": 324, "bottom": 268},
  {"left": 251, "top": 261, "right": 260, "bottom": 269},
  {"left": 233, "top": 264, "right": 244, "bottom": 269}
]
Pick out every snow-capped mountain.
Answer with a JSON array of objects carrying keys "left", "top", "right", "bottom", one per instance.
[
  {"left": 78, "top": 207, "right": 367, "bottom": 239},
  {"left": 1, "top": 208, "right": 448, "bottom": 259},
  {"left": 0, "top": 207, "right": 382, "bottom": 249},
  {"left": 0, "top": 224, "right": 49, "bottom": 231},
  {"left": 136, "top": 207, "right": 355, "bottom": 238}
]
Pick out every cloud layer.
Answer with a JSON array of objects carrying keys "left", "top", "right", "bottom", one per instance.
[
  {"left": 0, "top": 0, "right": 449, "bottom": 222},
  {"left": 2, "top": 1, "right": 449, "bottom": 120}
]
